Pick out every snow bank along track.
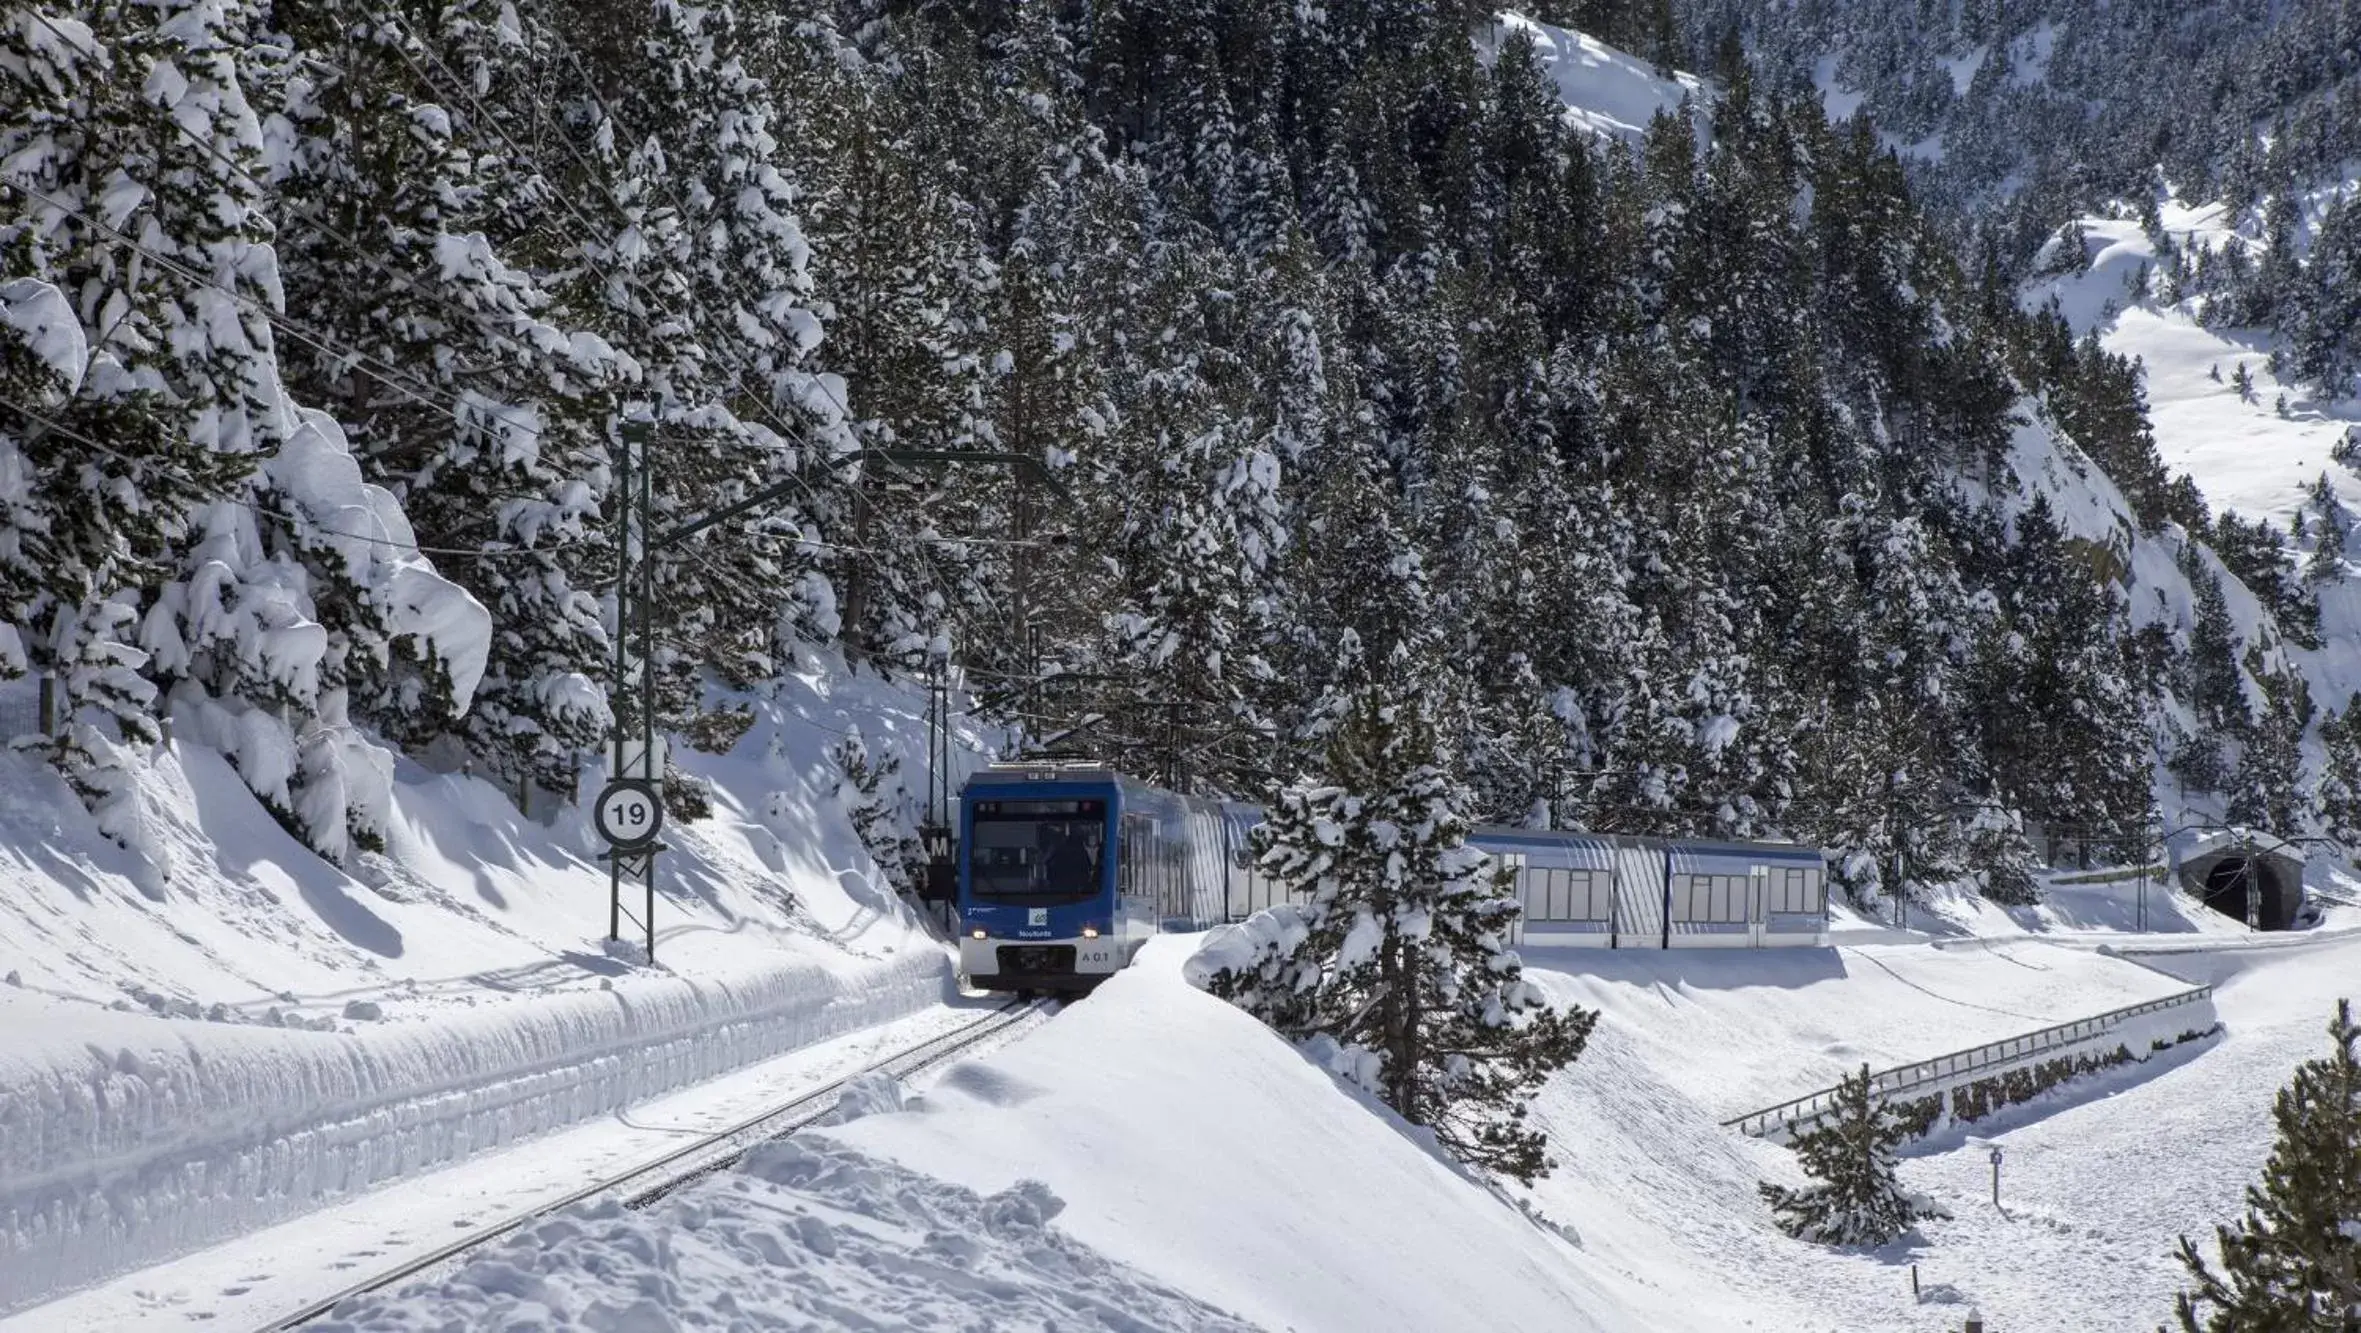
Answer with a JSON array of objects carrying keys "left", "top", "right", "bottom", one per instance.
[
  {"left": 258, "top": 997, "right": 1050, "bottom": 1332},
  {"left": 1, "top": 947, "right": 954, "bottom": 1314}
]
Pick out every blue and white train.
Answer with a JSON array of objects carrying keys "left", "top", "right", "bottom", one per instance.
[{"left": 954, "top": 760, "right": 1832, "bottom": 994}]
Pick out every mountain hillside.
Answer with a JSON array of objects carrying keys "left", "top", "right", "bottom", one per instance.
[{"left": 2, "top": 0, "right": 2356, "bottom": 969}]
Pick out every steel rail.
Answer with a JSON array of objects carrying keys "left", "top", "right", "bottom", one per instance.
[{"left": 256, "top": 997, "right": 1045, "bottom": 1331}]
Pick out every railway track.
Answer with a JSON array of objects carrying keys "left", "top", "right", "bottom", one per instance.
[{"left": 255, "top": 996, "right": 1049, "bottom": 1332}]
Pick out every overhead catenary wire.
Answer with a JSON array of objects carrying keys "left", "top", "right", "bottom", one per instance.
[
  {"left": 0, "top": 172, "right": 484, "bottom": 435},
  {"left": 0, "top": 388, "right": 597, "bottom": 561},
  {"left": 9, "top": 4, "right": 1053, "bottom": 718}
]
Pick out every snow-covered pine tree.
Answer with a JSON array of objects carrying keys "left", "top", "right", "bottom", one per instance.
[
  {"left": 2174, "top": 999, "right": 2361, "bottom": 1331},
  {"left": 1816, "top": 500, "right": 1969, "bottom": 910},
  {"left": 961, "top": 13, "right": 1124, "bottom": 693},
  {"left": 1960, "top": 804, "right": 2044, "bottom": 906},
  {"left": 2228, "top": 655, "right": 2313, "bottom": 839},
  {"left": 565, "top": 0, "right": 849, "bottom": 711},
  {"left": 262, "top": 0, "right": 616, "bottom": 807},
  {"left": 829, "top": 724, "right": 914, "bottom": 897},
  {"left": 1204, "top": 662, "right": 1597, "bottom": 1183},
  {"left": 0, "top": 0, "right": 486, "bottom": 860},
  {"left": 1096, "top": 240, "right": 1283, "bottom": 793},
  {"left": 1969, "top": 492, "right": 2153, "bottom": 853},
  {"left": 2318, "top": 696, "right": 2361, "bottom": 854},
  {"left": 1760, "top": 1063, "right": 1950, "bottom": 1246},
  {"left": 780, "top": 9, "right": 991, "bottom": 673},
  {"left": 2173, "top": 553, "right": 2247, "bottom": 795},
  {"left": 0, "top": 7, "right": 227, "bottom": 748},
  {"left": 2305, "top": 472, "right": 2348, "bottom": 585}
]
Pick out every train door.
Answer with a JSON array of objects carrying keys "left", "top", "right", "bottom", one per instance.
[
  {"left": 1119, "top": 811, "right": 1156, "bottom": 942},
  {"left": 1612, "top": 838, "right": 1668, "bottom": 949}
]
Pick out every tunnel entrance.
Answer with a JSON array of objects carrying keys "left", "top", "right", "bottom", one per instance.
[{"left": 2196, "top": 855, "right": 2304, "bottom": 930}]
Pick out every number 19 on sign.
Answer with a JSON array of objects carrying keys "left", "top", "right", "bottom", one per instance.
[{"left": 595, "top": 779, "right": 664, "bottom": 849}]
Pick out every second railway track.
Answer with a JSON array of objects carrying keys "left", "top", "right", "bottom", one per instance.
[{"left": 256, "top": 996, "right": 1051, "bottom": 1332}]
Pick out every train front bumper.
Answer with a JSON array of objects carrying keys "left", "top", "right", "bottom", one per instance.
[{"left": 960, "top": 934, "right": 1125, "bottom": 991}]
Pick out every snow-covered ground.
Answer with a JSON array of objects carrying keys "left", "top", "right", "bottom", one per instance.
[
  {"left": 2026, "top": 198, "right": 2361, "bottom": 534},
  {"left": 1530, "top": 936, "right": 2200, "bottom": 1119},
  {"left": 1481, "top": 12, "right": 1707, "bottom": 143},
  {"left": 0, "top": 1002, "right": 1012, "bottom": 1332},
  {"left": 0, "top": 663, "right": 977, "bottom": 1315},
  {"left": 286, "top": 925, "right": 2357, "bottom": 1333},
  {"left": 1896, "top": 934, "right": 2361, "bottom": 1331}
]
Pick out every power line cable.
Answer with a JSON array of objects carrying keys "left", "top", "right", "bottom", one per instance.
[
  {"left": 0, "top": 173, "right": 479, "bottom": 432},
  {"left": 0, "top": 388, "right": 599, "bottom": 561}
]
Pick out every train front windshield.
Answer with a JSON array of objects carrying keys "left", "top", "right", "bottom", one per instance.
[{"left": 968, "top": 797, "right": 1108, "bottom": 903}]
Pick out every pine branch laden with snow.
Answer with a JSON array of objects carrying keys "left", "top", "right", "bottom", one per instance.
[
  {"left": 0, "top": 0, "right": 491, "bottom": 861},
  {"left": 2175, "top": 999, "right": 2361, "bottom": 1331},
  {"left": 1193, "top": 665, "right": 1597, "bottom": 1185},
  {"left": 828, "top": 724, "right": 915, "bottom": 898},
  {"left": 263, "top": 0, "right": 629, "bottom": 797},
  {"left": 1759, "top": 1063, "right": 1950, "bottom": 1248}
]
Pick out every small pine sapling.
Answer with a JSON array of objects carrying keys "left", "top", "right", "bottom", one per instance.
[
  {"left": 831, "top": 727, "right": 917, "bottom": 897},
  {"left": 2174, "top": 1000, "right": 2361, "bottom": 1330},
  {"left": 1761, "top": 1064, "right": 1950, "bottom": 1246}
]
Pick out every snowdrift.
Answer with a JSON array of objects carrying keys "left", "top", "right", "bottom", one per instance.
[
  {"left": 299, "top": 927, "right": 2342, "bottom": 1332},
  {"left": 831, "top": 937, "right": 1663, "bottom": 1332},
  {"left": 0, "top": 950, "right": 944, "bottom": 1311}
]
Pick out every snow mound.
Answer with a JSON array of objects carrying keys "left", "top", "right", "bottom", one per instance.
[
  {"left": 831, "top": 937, "right": 1657, "bottom": 1332},
  {"left": 311, "top": 1138, "right": 1256, "bottom": 1332},
  {"left": 0, "top": 947, "right": 947, "bottom": 1314},
  {"left": 824, "top": 1069, "right": 914, "bottom": 1124}
]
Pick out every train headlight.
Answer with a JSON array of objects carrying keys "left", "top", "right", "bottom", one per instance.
[
  {"left": 1081, "top": 926, "right": 1100, "bottom": 939},
  {"left": 971, "top": 928, "right": 988, "bottom": 939}
]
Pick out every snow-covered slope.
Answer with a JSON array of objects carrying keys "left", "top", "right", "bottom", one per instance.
[
  {"left": 1480, "top": 12, "right": 1706, "bottom": 142},
  {"left": 1527, "top": 937, "right": 2198, "bottom": 1119},
  {"left": 314, "top": 927, "right": 2359, "bottom": 1333},
  {"left": 0, "top": 663, "right": 972, "bottom": 1314},
  {"left": 830, "top": 939, "right": 1651, "bottom": 1333},
  {"left": 2008, "top": 198, "right": 2361, "bottom": 778},
  {"left": 0, "top": 664, "right": 948, "bottom": 1019},
  {"left": 2027, "top": 196, "right": 2361, "bottom": 532}
]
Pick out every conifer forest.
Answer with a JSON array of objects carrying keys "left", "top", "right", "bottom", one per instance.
[{"left": 5, "top": 0, "right": 2361, "bottom": 912}]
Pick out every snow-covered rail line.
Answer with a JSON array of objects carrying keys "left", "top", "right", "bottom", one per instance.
[{"left": 257, "top": 996, "right": 1050, "bottom": 1332}]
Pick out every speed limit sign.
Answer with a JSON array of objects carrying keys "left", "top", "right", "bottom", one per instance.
[{"left": 594, "top": 779, "right": 664, "bottom": 849}]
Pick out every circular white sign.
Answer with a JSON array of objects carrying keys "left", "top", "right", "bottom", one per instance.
[{"left": 594, "top": 779, "right": 664, "bottom": 848}]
